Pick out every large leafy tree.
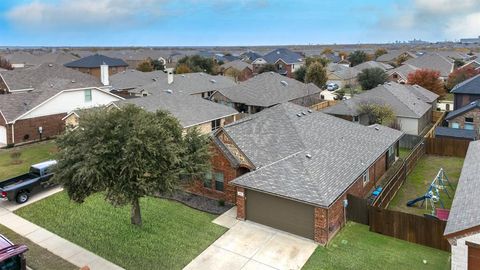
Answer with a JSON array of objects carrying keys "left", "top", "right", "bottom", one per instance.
[
  {"left": 0, "top": 57, "right": 13, "bottom": 70},
  {"left": 136, "top": 61, "right": 154, "bottom": 72},
  {"left": 446, "top": 66, "right": 480, "bottom": 90},
  {"left": 358, "top": 103, "right": 396, "bottom": 125},
  {"left": 348, "top": 50, "right": 368, "bottom": 67},
  {"left": 305, "top": 62, "right": 327, "bottom": 88},
  {"left": 294, "top": 66, "right": 307, "bottom": 82},
  {"left": 257, "top": 64, "right": 277, "bottom": 74},
  {"left": 374, "top": 48, "right": 388, "bottom": 59},
  {"left": 175, "top": 55, "right": 219, "bottom": 75},
  {"left": 407, "top": 69, "right": 446, "bottom": 98},
  {"left": 52, "top": 105, "right": 210, "bottom": 226},
  {"left": 357, "top": 67, "right": 388, "bottom": 90}
]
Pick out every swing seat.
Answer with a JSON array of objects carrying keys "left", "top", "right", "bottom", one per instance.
[{"left": 436, "top": 208, "right": 450, "bottom": 221}]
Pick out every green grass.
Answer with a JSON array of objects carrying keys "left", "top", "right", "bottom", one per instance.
[
  {"left": 0, "top": 141, "right": 57, "bottom": 179},
  {"left": 0, "top": 224, "right": 77, "bottom": 270},
  {"left": 389, "top": 155, "right": 464, "bottom": 216},
  {"left": 302, "top": 222, "right": 450, "bottom": 270},
  {"left": 399, "top": 147, "right": 411, "bottom": 158},
  {"left": 15, "top": 192, "right": 227, "bottom": 270}
]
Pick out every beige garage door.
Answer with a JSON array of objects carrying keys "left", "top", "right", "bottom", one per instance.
[{"left": 246, "top": 189, "right": 314, "bottom": 239}]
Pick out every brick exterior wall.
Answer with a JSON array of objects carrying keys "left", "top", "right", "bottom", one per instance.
[
  {"left": 236, "top": 187, "right": 245, "bottom": 220},
  {"left": 11, "top": 114, "right": 66, "bottom": 145},
  {"left": 454, "top": 93, "right": 480, "bottom": 109},
  {"left": 448, "top": 107, "right": 480, "bottom": 137},
  {"left": 187, "top": 142, "right": 250, "bottom": 204},
  {"left": 314, "top": 207, "right": 328, "bottom": 244}
]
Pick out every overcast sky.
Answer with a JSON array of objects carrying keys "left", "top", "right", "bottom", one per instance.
[{"left": 0, "top": 0, "right": 479, "bottom": 46}]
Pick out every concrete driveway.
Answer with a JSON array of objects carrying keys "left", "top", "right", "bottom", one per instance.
[
  {"left": 0, "top": 186, "right": 63, "bottom": 211},
  {"left": 184, "top": 221, "right": 317, "bottom": 270}
]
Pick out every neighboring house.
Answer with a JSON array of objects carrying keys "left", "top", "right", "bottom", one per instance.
[
  {"left": 112, "top": 91, "right": 238, "bottom": 134},
  {"left": 252, "top": 48, "right": 304, "bottom": 77},
  {"left": 451, "top": 74, "right": 480, "bottom": 109},
  {"left": 434, "top": 126, "right": 477, "bottom": 141},
  {"left": 445, "top": 99, "right": 480, "bottom": 137},
  {"left": 460, "top": 36, "right": 480, "bottom": 44},
  {"left": 220, "top": 60, "right": 254, "bottom": 82},
  {"left": 460, "top": 60, "right": 480, "bottom": 71},
  {"left": 190, "top": 102, "right": 402, "bottom": 244},
  {"left": 129, "top": 72, "right": 236, "bottom": 99},
  {"left": 109, "top": 69, "right": 166, "bottom": 94},
  {"left": 211, "top": 72, "right": 322, "bottom": 114},
  {"left": 64, "top": 54, "right": 128, "bottom": 80},
  {"left": 2, "top": 51, "right": 79, "bottom": 68},
  {"left": 326, "top": 63, "right": 359, "bottom": 88},
  {"left": 403, "top": 53, "right": 455, "bottom": 80},
  {"left": 0, "top": 64, "right": 122, "bottom": 145},
  {"left": 387, "top": 64, "right": 419, "bottom": 84},
  {"left": 445, "top": 141, "right": 480, "bottom": 269},
  {"left": 240, "top": 51, "right": 263, "bottom": 63},
  {"left": 353, "top": 61, "right": 393, "bottom": 72},
  {"left": 323, "top": 82, "right": 435, "bottom": 135},
  {"left": 376, "top": 50, "right": 416, "bottom": 65}
]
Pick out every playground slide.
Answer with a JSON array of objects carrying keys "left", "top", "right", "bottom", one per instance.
[{"left": 406, "top": 196, "right": 428, "bottom": 207}]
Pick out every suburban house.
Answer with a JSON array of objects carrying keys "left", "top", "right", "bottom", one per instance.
[
  {"left": 0, "top": 64, "right": 123, "bottom": 145},
  {"left": 323, "top": 82, "right": 436, "bottom": 135},
  {"left": 320, "top": 52, "right": 350, "bottom": 66},
  {"left": 129, "top": 72, "right": 236, "bottom": 99},
  {"left": 353, "top": 61, "right": 393, "bottom": 72},
  {"left": 387, "top": 64, "right": 419, "bottom": 84},
  {"left": 434, "top": 126, "right": 477, "bottom": 141},
  {"left": 376, "top": 50, "right": 416, "bottom": 65},
  {"left": 109, "top": 69, "right": 166, "bottom": 94},
  {"left": 110, "top": 91, "right": 238, "bottom": 134},
  {"left": 445, "top": 99, "right": 480, "bottom": 138},
  {"left": 240, "top": 51, "right": 262, "bottom": 63},
  {"left": 445, "top": 141, "right": 480, "bottom": 269},
  {"left": 252, "top": 48, "right": 304, "bottom": 77},
  {"left": 211, "top": 72, "right": 322, "bottom": 114},
  {"left": 1, "top": 51, "right": 80, "bottom": 69},
  {"left": 403, "top": 53, "right": 454, "bottom": 81},
  {"left": 190, "top": 102, "right": 402, "bottom": 244},
  {"left": 64, "top": 54, "right": 128, "bottom": 79},
  {"left": 460, "top": 60, "right": 480, "bottom": 71},
  {"left": 451, "top": 74, "right": 480, "bottom": 109},
  {"left": 220, "top": 60, "right": 254, "bottom": 82},
  {"left": 326, "top": 63, "right": 359, "bottom": 88}
]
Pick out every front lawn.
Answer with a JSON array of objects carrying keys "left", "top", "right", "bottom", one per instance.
[
  {"left": 302, "top": 222, "right": 450, "bottom": 270},
  {"left": 389, "top": 155, "right": 464, "bottom": 216},
  {"left": 0, "top": 141, "right": 57, "bottom": 179},
  {"left": 0, "top": 224, "right": 77, "bottom": 270},
  {"left": 15, "top": 192, "right": 227, "bottom": 270}
]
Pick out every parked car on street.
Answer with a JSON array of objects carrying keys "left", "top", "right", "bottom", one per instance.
[
  {"left": 0, "top": 160, "right": 57, "bottom": 204},
  {"left": 326, "top": 83, "right": 339, "bottom": 91},
  {"left": 0, "top": 234, "right": 28, "bottom": 270}
]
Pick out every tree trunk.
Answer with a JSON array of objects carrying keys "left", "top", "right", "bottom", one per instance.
[{"left": 131, "top": 198, "right": 142, "bottom": 226}]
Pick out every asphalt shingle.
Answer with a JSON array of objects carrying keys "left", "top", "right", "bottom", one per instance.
[{"left": 64, "top": 54, "right": 128, "bottom": 68}]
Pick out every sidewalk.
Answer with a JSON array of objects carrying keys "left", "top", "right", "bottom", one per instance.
[{"left": 0, "top": 197, "right": 123, "bottom": 270}]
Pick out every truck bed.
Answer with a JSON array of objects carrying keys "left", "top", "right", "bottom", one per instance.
[{"left": 0, "top": 173, "right": 38, "bottom": 191}]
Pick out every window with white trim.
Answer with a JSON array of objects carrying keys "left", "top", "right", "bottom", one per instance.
[
  {"left": 84, "top": 89, "right": 92, "bottom": 102},
  {"left": 362, "top": 170, "right": 370, "bottom": 186},
  {"left": 451, "top": 122, "right": 460, "bottom": 129}
]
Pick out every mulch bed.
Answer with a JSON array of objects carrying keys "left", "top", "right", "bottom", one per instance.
[{"left": 156, "top": 191, "right": 233, "bottom": 215}]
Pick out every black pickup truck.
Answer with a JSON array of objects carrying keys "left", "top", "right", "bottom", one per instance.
[{"left": 0, "top": 160, "right": 57, "bottom": 204}]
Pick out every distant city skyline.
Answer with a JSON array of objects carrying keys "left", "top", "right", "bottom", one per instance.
[{"left": 0, "top": 0, "right": 479, "bottom": 46}]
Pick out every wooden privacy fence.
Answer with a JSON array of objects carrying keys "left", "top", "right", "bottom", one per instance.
[
  {"left": 369, "top": 206, "right": 450, "bottom": 251},
  {"left": 372, "top": 140, "right": 426, "bottom": 208},
  {"left": 424, "top": 111, "right": 446, "bottom": 139},
  {"left": 309, "top": 100, "right": 338, "bottom": 111},
  {"left": 426, "top": 137, "right": 470, "bottom": 157},
  {"left": 346, "top": 194, "right": 369, "bottom": 225}
]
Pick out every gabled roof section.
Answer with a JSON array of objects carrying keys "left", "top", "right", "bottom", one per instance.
[
  {"left": 405, "top": 84, "right": 439, "bottom": 103},
  {"left": 214, "top": 72, "right": 321, "bottom": 107},
  {"left": 221, "top": 60, "right": 253, "bottom": 71},
  {"left": 404, "top": 53, "right": 454, "bottom": 77},
  {"left": 387, "top": 64, "right": 419, "bottom": 80},
  {"left": 353, "top": 61, "right": 393, "bottom": 72},
  {"left": 115, "top": 91, "right": 238, "bottom": 128},
  {"left": 262, "top": 48, "right": 303, "bottom": 64},
  {"left": 64, "top": 54, "right": 128, "bottom": 68},
  {"left": 445, "top": 141, "right": 480, "bottom": 236},
  {"left": 228, "top": 102, "right": 403, "bottom": 207},
  {"left": 434, "top": 127, "right": 477, "bottom": 140},
  {"left": 110, "top": 69, "right": 166, "bottom": 90},
  {"left": 323, "top": 82, "right": 431, "bottom": 118},
  {"left": 451, "top": 74, "right": 480, "bottom": 94},
  {"left": 446, "top": 99, "right": 480, "bottom": 120}
]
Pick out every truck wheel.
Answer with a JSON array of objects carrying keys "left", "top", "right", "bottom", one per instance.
[{"left": 16, "top": 192, "right": 29, "bottom": 204}]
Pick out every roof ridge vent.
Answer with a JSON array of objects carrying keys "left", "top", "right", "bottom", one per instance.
[
  {"left": 306, "top": 154, "right": 312, "bottom": 159},
  {"left": 164, "top": 89, "right": 173, "bottom": 94},
  {"left": 301, "top": 111, "right": 306, "bottom": 115},
  {"left": 307, "top": 109, "right": 313, "bottom": 113},
  {"left": 296, "top": 113, "right": 302, "bottom": 117},
  {"left": 71, "top": 80, "right": 75, "bottom": 83},
  {"left": 374, "top": 126, "right": 380, "bottom": 131},
  {"left": 210, "top": 79, "right": 217, "bottom": 83}
]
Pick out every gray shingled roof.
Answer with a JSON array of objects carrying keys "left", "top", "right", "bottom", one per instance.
[
  {"left": 323, "top": 82, "right": 432, "bottom": 119},
  {"left": 387, "top": 64, "right": 419, "bottom": 80},
  {"left": 435, "top": 127, "right": 477, "bottom": 140},
  {"left": 405, "top": 84, "right": 439, "bottom": 103},
  {"left": 131, "top": 72, "right": 236, "bottom": 95},
  {"left": 115, "top": 91, "right": 238, "bottom": 128},
  {"left": 446, "top": 99, "right": 480, "bottom": 120},
  {"left": 0, "top": 64, "right": 103, "bottom": 122},
  {"left": 450, "top": 74, "right": 480, "bottom": 94},
  {"left": 327, "top": 63, "right": 359, "bottom": 80},
  {"left": 445, "top": 141, "right": 480, "bottom": 236},
  {"left": 215, "top": 72, "right": 321, "bottom": 107},
  {"left": 64, "top": 54, "right": 128, "bottom": 68},
  {"left": 353, "top": 61, "right": 393, "bottom": 72},
  {"left": 404, "top": 53, "right": 454, "bottom": 77},
  {"left": 221, "top": 60, "right": 253, "bottom": 71},
  {"left": 376, "top": 50, "right": 416, "bottom": 62},
  {"left": 0, "top": 63, "right": 102, "bottom": 91},
  {"left": 262, "top": 48, "right": 304, "bottom": 64},
  {"left": 227, "top": 102, "right": 403, "bottom": 207},
  {"left": 110, "top": 69, "right": 166, "bottom": 90}
]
